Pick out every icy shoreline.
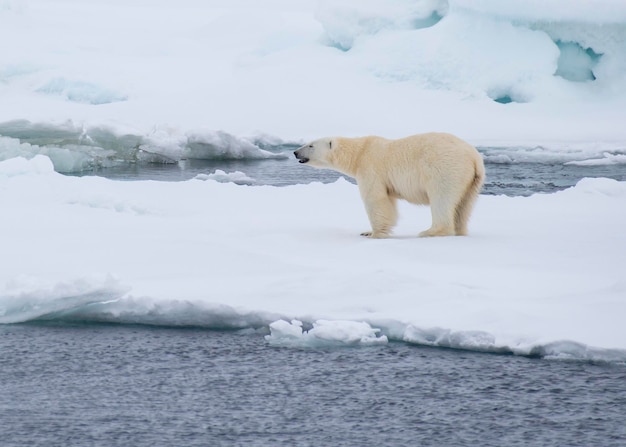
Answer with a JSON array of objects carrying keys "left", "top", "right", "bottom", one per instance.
[{"left": 1, "top": 119, "right": 625, "bottom": 174}]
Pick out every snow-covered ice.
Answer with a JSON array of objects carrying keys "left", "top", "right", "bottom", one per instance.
[
  {"left": 1, "top": 1, "right": 625, "bottom": 361},
  {"left": 1, "top": 0, "right": 626, "bottom": 147},
  {"left": 195, "top": 170, "right": 256, "bottom": 185},
  {"left": 1, "top": 156, "right": 625, "bottom": 361},
  {"left": 266, "top": 320, "right": 388, "bottom": 347}
]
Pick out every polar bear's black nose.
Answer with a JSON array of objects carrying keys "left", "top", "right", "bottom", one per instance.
[{"left": 294, "top": 150, "right": 309, "bottom": 163}]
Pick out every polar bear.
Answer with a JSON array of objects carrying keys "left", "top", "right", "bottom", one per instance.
[{"left": 294, "top": 132, "right": 485, "bottom": 238}]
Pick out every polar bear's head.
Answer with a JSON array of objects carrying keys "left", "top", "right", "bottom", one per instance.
[{"left": 294, "top": 138, "right": 335, "bottom": 169}]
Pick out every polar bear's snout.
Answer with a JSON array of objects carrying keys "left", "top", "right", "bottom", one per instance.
[{"left": 294, "top": 147, "right": 310, "bottom": 164}]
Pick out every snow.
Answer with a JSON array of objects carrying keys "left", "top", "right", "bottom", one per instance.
[
  {"left": 0, "top": 0, "right": 625, "bottom": 144},
  {"left": 1, "top": 156, "right": 625, "bottom": 361},
  {"left": 1, "top": 1, "right": 625, "bottom": 361},
  {"left": 1, "top": 0, "right": 626, "bottom": 169}
]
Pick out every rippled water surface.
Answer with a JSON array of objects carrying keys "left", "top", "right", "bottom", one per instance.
[
  {"left": 70, "top": 151, "right": 626, "bottom": 197},
  {"left": 2, "top": 324, "right": 625, "bottom": 447}
]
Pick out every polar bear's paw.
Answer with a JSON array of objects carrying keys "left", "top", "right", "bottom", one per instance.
[
  {"left": 360, "top": 231, "right": 390, "bottom": 239},
  {"left": 418, "top": 227, "right": 456, "bottom": 237}
]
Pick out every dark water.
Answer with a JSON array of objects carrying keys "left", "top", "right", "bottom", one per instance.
[
  {"left": 2, "top": 323, "right": 626, "bottom": 447},
  {"left": 70, "top": 153, "right": 626, "bottom": 197}
]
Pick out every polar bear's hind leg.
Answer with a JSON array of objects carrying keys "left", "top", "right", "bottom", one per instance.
[
  {"left": 419, "top": 197, "right": 457, "bottom": 237},
  {"left": 454, "top": 165, "right": 485, "bottom": 235}
]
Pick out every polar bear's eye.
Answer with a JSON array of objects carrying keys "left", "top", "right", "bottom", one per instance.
[{"left": 329, "top": 141, "right": 332, "bottom": 149}]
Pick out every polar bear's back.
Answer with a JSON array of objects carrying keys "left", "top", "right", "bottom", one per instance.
[{"left": 387, "top": 132, "right": 477, "bottom": 160}]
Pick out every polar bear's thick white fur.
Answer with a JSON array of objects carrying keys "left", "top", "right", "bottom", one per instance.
[{"left": 294, "top": 132, "right": 485, "bottom": 238}]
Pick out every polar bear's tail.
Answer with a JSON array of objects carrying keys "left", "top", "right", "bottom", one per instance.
[{"left": 454, "top": 156, "right": 485, "bottom": 236}]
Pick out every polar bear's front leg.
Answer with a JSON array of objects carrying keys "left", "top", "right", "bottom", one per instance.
[{"left": 359, "top": 184, "right": 398, "bottom": 238}]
